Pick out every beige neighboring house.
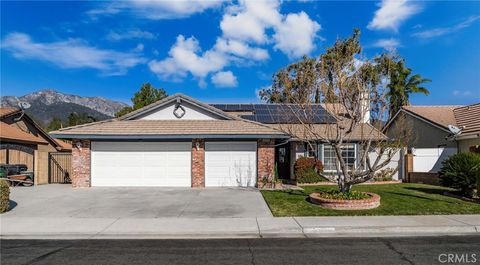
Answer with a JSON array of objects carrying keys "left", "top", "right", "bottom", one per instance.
[
  {"left": 384, "top": 103, "right": 480, "bottom": 176},
  {"left": 0, "top": 107, "right": 71, "bottom": 184}
]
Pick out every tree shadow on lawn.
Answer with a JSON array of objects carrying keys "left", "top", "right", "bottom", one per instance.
[
  {"left": 404, "top": 186, "right": 447, "bottom": 195},
  {"left": 387, "top": 191, "right": 458, "bottom": 204}
]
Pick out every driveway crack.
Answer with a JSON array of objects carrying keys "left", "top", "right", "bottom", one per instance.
[
  {"left": 176, "top": 189, "right": 201, "bottom": 217},
  {"left": 292, "top": 217, "right": 308, "bottom": 238},
  {"left": 89, "top": 217, "right": 121, "bottom": 239}
]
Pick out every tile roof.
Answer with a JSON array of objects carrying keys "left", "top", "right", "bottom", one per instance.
[
  {"left": 50, "top": 119, "right": 286, "bottom": 137},
  {"left": 54, "top": 139, "right": 72, "bottom": 151},
  {"left": 402, "top": 105, "right": 461, "bottom": 129},
  {"left": 268, "top": 123, "right": 387, "bottom": 141},
  {"left": 454, "top": 103, "right": 480, "bottom": 135},
  {"left": 0, "top": 107, "right": 21, "bottom": 118},
  {"left": 0, "top": 122, "right": 48, "bottom": 144}
]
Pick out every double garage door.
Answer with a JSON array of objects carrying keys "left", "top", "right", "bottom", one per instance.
[{"left": 91, "top": 141, "right": 257, "bottom": 187}]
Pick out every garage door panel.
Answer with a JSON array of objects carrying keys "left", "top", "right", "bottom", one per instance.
[
  {"left": 91, "top": 142, "right": 191, "bottom": 187},
  {"left": 205, "top": 142, "right": 257, "bottom": 187}
]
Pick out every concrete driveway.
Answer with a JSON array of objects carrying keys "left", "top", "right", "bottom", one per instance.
[{"left": 3, "top": 185, "right": 272, "bottom": 218}]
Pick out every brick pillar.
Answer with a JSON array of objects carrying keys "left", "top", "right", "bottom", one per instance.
[
  {"left": 71, "top": 139, "right": 91, "bottom": 188},
  {"left": 257, "top": 139, "right": 275, "bottom": 188},
  {"left": 191, "top": 139, "right": 205, "bottom": 187}
]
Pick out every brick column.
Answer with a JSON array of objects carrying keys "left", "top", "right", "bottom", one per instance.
[
  {"left": 257, "top": 139, "right": 275, "bottom": 188},
  {"left": 71, "top": 139, "right": 91, "bottom": 188},
  {"left": 191, "top": 139, "right": 205, "bottom": 188}
]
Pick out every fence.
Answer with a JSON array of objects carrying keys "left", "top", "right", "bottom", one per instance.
[{"left": 49, "top": 152, "right": 72, "bottom": 184}]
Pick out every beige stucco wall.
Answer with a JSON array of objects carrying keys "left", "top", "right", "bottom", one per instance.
[
  {"left": 458, "top": 137, "right": 480, "bottom": 153},
  {"left": 386, "top": 112, "right": 456, "bottom": 148}
]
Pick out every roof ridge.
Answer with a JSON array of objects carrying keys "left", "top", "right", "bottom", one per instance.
[
  {"left": 118, "top": 93, "right": 240, "bottom": 121},
  {"left": 50, "top": 118, "right": 117, "bottom": 133}
]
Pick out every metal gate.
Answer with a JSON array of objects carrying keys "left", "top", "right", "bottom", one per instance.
[{"left": 49, "top": 152, "right": 72, "bottom": 184}]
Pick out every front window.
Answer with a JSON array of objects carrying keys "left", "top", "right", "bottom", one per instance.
[
  {"left": 323, "top": 144, "right": 356, "bottom": 172},
  {"left": 306, "top": 144, "right": 317, "bottom": 158}
]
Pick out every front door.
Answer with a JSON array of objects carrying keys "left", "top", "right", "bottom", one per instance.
[{"left": 275, "top": 143, "right": 290, "bottom": 179}]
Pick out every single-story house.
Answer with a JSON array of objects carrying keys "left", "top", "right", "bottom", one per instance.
[
  {"left": 0, "top": 107, "right": 71, "bottom": 184},
  {"left": 384, "top": 103, "right": 480, "bottom": 175},
  {"left": 50, "top": 93, "right": 393, "bottom": 188}
]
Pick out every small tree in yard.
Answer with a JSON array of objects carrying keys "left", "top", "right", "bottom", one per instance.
[
  {"left": 260, "top": 29, "right": 410, "bottom": 193},
  {"left": 116, "top": 83, "right": 168, "bottom": 117}
]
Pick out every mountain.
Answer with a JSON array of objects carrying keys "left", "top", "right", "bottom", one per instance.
[{"left": 1, "top": 89, "right": 129, "bottom": 126}]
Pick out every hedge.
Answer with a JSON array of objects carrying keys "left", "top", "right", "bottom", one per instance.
[{"left": 0, "top": 179, "right": 9, "bottom": 213}]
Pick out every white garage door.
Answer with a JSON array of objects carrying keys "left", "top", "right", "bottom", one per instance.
[
  {"left": 91, "top": 142, "right": 191, "bottom": 187},
  {"left": 205, "top": 142, "right": 257, "bottom": 187}
]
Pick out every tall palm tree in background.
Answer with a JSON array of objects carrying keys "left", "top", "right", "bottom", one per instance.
[{"left": 387, "top": 60, "right": 431, "bottom": 119}]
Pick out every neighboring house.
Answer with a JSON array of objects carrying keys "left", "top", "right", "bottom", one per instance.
[
  {"left": 384, "top": 103, "right": 480, "bottom": 175},
  {"left": 50, "top": 93, "right": 392, "bottom": 188},
  {"left": 0, "top": 107, "right": 71, "bottom": 184}
]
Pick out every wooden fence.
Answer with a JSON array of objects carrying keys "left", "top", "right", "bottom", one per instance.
[{"left": 49, "top": 152, "right": 72, "bottom": 184}]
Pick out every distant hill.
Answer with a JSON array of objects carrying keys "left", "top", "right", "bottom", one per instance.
[{"left": 1, "top": 89, "right": 129, "bottom": 126}]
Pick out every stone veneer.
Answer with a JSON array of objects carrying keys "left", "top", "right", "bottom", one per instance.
[
  {"left": 191, "top": 139, "right": 205, "bottom": 187},
  {"left": 257, "top": 139, "right": 275, "bottom": 187},
  {"left": 71, "top": 139, "right": 91, "bottom": 188}
]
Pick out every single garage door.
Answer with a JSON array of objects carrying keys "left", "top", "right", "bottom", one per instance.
[
  {"left": 91, "top": 142, "right": 191, "bottom": 187},
  {"left": 205, "top": 142, "right": 257, "bottom": 187}
]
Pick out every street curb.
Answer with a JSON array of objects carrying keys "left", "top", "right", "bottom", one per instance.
[{"left": 2, "top": 226, "right": 478, "bottom": 239}]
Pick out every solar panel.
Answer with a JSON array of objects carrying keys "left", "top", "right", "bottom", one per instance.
[{"left": 211, "top": 103, "right": 336, "bottom": 124}]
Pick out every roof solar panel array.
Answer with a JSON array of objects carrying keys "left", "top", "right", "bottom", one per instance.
[{"left": 211, "top": 104, "right": 336, "bottom": 124}]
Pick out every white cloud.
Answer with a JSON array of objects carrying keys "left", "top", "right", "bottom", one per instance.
[
  {"left": 134, "top": 43, "right": 144, "bottom": 52},
  {"left": 453, "top": 90, "right": 473, "bottom": 97},
  {"left": 368, "top": 0, "right": 421, "bottom": 31},
  {"left": 211, "top": 71, "right": 238, "bottom": 87},
  {"left": 273, "top": 12, "right": 320, "bottom": 58},
  {"left": 219, "top": 0, "right": 320, "bottom": 59},
  {"left": 1, "top": 32, "right": 144, "bottom": 75},
  {"left": 214, "top": 38, "right": 269, "bottom": 61},
  {"left": 412, "top": 16, "right": 480, "bottom": 39},
  {"left": 220, "top": 0, "right": 281, "bottom": 44},
  {"left": 89, "top": 0, "right": 225, "bottom": 20},
  {"left": 371, "top": 38, "right": 401, "bottom": 50},
  {"left": 106, "top": 29, "right": 156, "bottom": 41},
  {"left": 148, "top": 35, "right": 228, "bottom": 85},
  {"left": 148, "top": 0, "right": 321, "bottom": 86}
]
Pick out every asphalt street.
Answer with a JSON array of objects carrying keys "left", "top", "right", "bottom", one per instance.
[{"left": 2, "top": 235, "right": 479, "bottom": 265}]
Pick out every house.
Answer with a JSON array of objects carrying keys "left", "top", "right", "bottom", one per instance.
[
  {"left": 50, "top": 93, "right": 392, "bottom": 188},
  {"left": 384, "top": 103, "right": 480, "bottom": 176},
  {"left": 0, "top": 107, "right": 71, "bottom": 184}
]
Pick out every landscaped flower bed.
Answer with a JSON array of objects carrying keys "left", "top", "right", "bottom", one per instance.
[{"left": 309, "top": 190, "right": 380, "bottom": 210}]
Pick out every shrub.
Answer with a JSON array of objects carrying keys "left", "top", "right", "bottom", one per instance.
[
  {"left": 373, "top": 168, "right": 395, "bottom": 182},
  {"left": 439, "top": 152, "right": 480, "bottom": 198},
  {"left": 294, "top": 157, "right": 325, "bottom": 183},
  {"left": 0, "top": 179, "right": 9, "bottom": 213}
]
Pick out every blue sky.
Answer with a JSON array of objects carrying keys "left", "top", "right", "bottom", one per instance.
[{"left": 1, "top": 0, "right": 479, "bottom": 105}]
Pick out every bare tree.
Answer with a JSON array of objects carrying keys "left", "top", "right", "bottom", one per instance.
[{"left": 262, "top": 29, "right": 410, "bottom": 192}]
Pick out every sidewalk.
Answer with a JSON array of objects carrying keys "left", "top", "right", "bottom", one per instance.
[{"left": 1, "top": 215, "right": 479, "bottom": 239}]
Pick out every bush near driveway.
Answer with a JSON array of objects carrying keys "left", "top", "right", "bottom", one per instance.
[
  {"left": 439, "top": 152, "right": 480, "bottom": 198},
  {"left": 261, "top": 183, "right": 480, "bottom": 217},
  {"left": 0, "top": 179, "right": 9, "bottom": 213}
]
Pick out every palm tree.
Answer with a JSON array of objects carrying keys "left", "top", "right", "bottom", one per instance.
[{"left": 387, "top": 61, "right": 431, "bottom": 119}]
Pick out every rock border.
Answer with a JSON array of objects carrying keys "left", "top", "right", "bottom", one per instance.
[{"left": 309, "top": 192, "right": 381, "bottom": 210}]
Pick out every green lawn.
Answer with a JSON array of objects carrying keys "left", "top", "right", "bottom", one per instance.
[{"left": 261, "top": 183, "right": 480, "bottom": 216}]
